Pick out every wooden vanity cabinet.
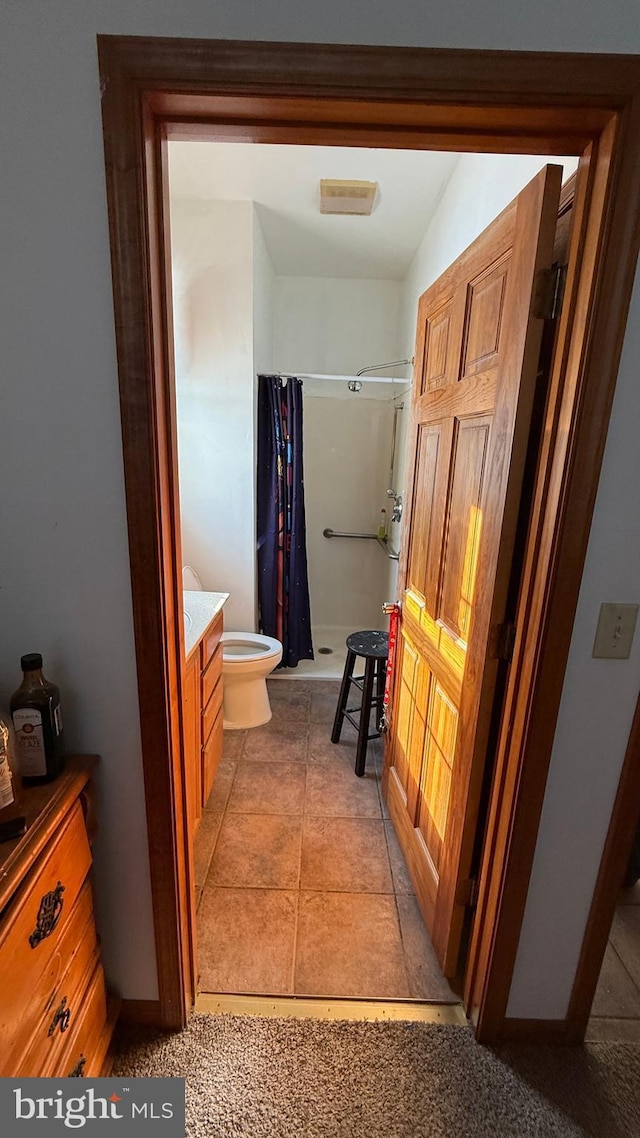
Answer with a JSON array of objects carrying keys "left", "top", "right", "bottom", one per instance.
[
  {"left": 0, "top": 756, "right": 118, "bottom": 1077},
  {"left": 184, "top": 610, "right": 224, "bottom": 834}
]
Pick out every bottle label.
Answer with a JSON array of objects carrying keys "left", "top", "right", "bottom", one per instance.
[
  {"left": 0, "top": 751, "right": 15, "bottom": 808},
  {"left": 13, "top": 708, "right": 47, "bottom": 777}
]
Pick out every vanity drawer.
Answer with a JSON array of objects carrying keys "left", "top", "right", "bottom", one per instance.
[
  {"left": 202, "top": 672, "right": 223, "bottom": 749},
  {"left": 2, "top": 880, "right": 97, "bottom": 1074},
  {"left": 202, "top": 704, "right": 223, "bottom": 807},
  {"left": 201, "top": 612, "right": 223, "bottom": 670},
  {"left": 0, "top": 801, "right": 92, "bottom": 1051},
  {"left": 201, "top": 641, "right": 222, "bottom": 709}
]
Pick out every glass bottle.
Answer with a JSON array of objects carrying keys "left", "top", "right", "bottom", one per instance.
[
  {"left": 0, "top": 713, "right": 22, "bottom": 821},
  {"left": 10, "top": 654, "right": 66, "bottom": 784}
]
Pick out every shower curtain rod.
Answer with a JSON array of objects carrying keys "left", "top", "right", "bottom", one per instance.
[{"left": 273, "top": 370, "right": 411, "bottom": 384}]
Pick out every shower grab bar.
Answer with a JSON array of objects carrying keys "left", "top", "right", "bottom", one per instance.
[
  {"left": 323, "top": 528, "right": 377, "bottom": 540},
  {"left": 322, "top": 527, "right": 400, "bottom": 561},
  {"left": 377, "top": 536, "right": 400, "bottom": 562}
]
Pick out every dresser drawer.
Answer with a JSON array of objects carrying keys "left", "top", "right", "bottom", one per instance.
[
  {"left": 2, "top": 880, "right": 97, "bottom": 1074},
  {"left": 202, "top": 672, "right": 223, "bottom": 747},
  {"left": 17, "top": 926, "right": 100, "bottom": 1077},
  {"left": 0, "top": 801, "right": 92, "bottom": 1052},
  {"left": 201, "top": 642, "right": 222, "bottom": 709},
  {"left": 202, "top": 612, "right": 223, "bottom": 670},
  {"left": 47, "top": 960, "right": 109, "bottom": 1078}
]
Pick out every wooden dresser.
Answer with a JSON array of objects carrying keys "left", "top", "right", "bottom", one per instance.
[
  {"left": 0, "top": 756, "right": 117, "bottom": 1076},
  {"left": 183, "top": 609, "right": 224, "bottom": 834}
]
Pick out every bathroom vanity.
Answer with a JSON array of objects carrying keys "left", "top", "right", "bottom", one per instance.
[{"left": 183, "top": 591, "right": 228, "bottom": 834}]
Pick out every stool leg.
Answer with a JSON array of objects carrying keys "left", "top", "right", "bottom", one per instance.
[
  {"left": 375, "top": 656, "right": 387, "bottom": 733},
  {"left": 355, "top": 656, "right": 376, "bottom": 777},
  {"left": 331, "top": 649, "right": 356, "bottom": 744}
]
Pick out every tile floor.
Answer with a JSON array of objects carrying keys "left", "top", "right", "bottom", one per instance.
[
  {"left": 587, "top": 881, "right": 640, "bottom": 1041},
  {"left": 194, "top": 678, "right": 458, "bottom": 1003}
]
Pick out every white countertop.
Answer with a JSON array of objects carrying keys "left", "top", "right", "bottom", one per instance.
[{"left": 183, "top": 590, "right": 229, "bottom": 658}]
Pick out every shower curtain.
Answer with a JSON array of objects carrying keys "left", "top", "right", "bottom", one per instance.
[{"left": 257, "top": 375, "right": 314, "bottom": 668}]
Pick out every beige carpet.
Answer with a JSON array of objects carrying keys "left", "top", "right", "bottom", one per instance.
[{"left": 113, "top": 1014, "right": 640, "bottom": 1136}]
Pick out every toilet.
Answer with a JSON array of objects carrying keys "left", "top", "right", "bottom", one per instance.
[
  {"left": 182, "top": 566, "right": 282, "bottom": 730},
  {"left": 221, "top": 632, "right": 283, "bottom": 730}
]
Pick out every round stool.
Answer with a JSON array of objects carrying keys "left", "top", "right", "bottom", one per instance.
[{"left": 331, "top": 630, "right": 389, "bottom": 777}]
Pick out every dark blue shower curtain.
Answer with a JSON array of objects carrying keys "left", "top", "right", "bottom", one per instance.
[{"left": 257, "top": 375, "right": 314, "bottom": 668}]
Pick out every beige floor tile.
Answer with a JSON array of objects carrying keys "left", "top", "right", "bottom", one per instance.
[
  {"left": 243, "top": 720, "right": 309, "bottom": 762},
  {"left": 193, "top": 809, "right": 225, "bottom": 887},
  {"left": 396, "top": 893, "right": 457, "bottom": 1002},
  {"left": 198, "top": 887, "right": 297, "bottom": 994},
  {"left": 208, "top": 813, "right": 302, "bottom": 889},
  {"left": 310, "top": 685, "right": 340, "bottom": 725},
  {"left": 203, "top": 758, "right": 236, "bottom": 814},
  {"left": 222, "top": 731, "right": 246, "bottom": 762},
  {"left": 304, "top": 758, "right": 381, "bottom": 819},
  {"left": 301, "top": 816, "right": 393, "bottom": 893},
  {"left": 227, "top": 761, "right": 306, "bottom": 816},
  {"left": 267, "top": 682, "right": 311, "bottom": 723},
  {"left": 295, "top": 891, "right": 409, "bottom": 998},
  {"left": 384, "top": 820, "right": 414, "bottom": 895},
  {"left": 307, "top": 723, "right": 357, "bottom": 765},
  {"left": 610, "top": 905, "right": 640, "bottom": 989},
  {"left": 591, "top": 943, "right": 640, "bottom": 1018},
  {"left": 586, "top": 1016, "right": 640, "bottom": 1042}
]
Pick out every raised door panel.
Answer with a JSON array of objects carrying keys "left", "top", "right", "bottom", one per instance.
[
  {"left": 460, "top": 256, "right": 510, "bottom": 380},
  {"left": 439, "top": 416, "right": 491, "bottom": 643}
]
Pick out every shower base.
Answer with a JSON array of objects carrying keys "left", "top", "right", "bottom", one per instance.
[{"left": 270, "top": 625, "right": 353, "bottom": 680}]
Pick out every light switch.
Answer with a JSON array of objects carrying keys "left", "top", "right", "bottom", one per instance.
[{"left": 592, "top": 603, "right": 639, "bottom": 659}]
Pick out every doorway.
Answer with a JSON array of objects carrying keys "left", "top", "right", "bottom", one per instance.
[
  {"left": 98, "top": 36, "right": 640, "bottom": 1041},
  {"left": 168, "top": 139, "right": 576, "bottom": 1006}
]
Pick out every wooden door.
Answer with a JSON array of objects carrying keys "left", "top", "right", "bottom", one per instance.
[{"left": 383, "top": 166, "right": 562, "bottom": 979}]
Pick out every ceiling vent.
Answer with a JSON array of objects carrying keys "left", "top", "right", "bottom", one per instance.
[{"left": 319, "top": 179, "right": 378, "bottom": 216}]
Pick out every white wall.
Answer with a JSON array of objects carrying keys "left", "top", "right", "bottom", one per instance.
[
  {"left": 1, "top": 0, "right": 639, "bottom": 1008},
  {"left": 171, "top": 199, "right": 257, "bottom": 632},
  {"left": 304, "top": 392, "right": 394, "bottom": 631},
  {"left": 274, "top": 277, "right": 401, "bottom": 377},
  {"left": 253, "top": 209, "right": 276, "bottom": 376}
]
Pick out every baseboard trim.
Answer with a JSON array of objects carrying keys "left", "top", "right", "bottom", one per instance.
[
  {"left": 196, "top": 993, "right": 467, "bottom": 1024},
  {"left": 499, "top": 1017, "right": 570, "bottom": 1044},
  {"left": 119, "top": 998, "right": 163, "bottom": 1027}
]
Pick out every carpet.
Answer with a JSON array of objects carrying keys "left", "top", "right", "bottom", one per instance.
[{"left": 112, "top": 1014, "right": 640, "bottom": 1136}]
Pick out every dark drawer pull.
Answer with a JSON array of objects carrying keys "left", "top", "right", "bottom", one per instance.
[
  {"left": 68, "top": 1054, "right": 86, "bottom": 1078},
  {"left": 48, "top": 996, "right": 71, "bottom": 1036},
  {"left": 29, "top": 882, "right": 65, "bottom": 948}
]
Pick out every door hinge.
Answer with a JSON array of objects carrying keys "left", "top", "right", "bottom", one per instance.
[
  {"left": 491, "top": 620, "right": 517, "bottom": 662},
  {"left": 457, "top": 877, "right": 479, "bottom": 909},
  {"left": 532, "top": 263, "right": 567, "bottom": 321}
]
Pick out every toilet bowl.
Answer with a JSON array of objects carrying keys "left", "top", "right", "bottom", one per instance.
[{"left": 221, "top": 632, "right": 283, "bottom": 729}]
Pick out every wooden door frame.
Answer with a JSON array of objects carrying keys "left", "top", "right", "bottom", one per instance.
[{"left": 98, "top": 35, "right": 640, "bottom": 1040}]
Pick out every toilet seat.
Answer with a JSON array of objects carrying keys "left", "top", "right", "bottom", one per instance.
[{"left": 222, "top": 632, "right": 282, "bottom": 666}]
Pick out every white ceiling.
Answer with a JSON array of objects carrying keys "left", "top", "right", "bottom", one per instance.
[{"left": 168, "top": 142, "right": 459, "bottom": 280}]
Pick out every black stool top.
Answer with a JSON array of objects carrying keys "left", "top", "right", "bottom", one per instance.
[{"left": 346, "top": 630, "right": 389, "bottom": 659}]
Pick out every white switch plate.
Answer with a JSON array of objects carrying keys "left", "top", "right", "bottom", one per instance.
[{"left": 592, "top": 603, "right": 639, "bottom": 659}]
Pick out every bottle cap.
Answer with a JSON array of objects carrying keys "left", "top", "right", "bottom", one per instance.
[{"left": 21, "top": 653, "right": 43, "bottom": 671}]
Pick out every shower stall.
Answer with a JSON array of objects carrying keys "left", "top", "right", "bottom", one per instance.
[{"left": 274, "top": 372, "right": 410, "bottom": 679}]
